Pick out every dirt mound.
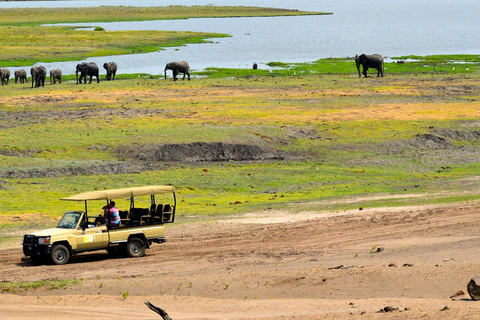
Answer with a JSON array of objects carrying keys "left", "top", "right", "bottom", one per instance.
[
  {"left": 0, "top": 162, "right": 151, "bottom": 179},
  {"left": 410, "top": 133, "right": 452, "bottom": 149},
  {"left": 432, "top": 128, "right": 480, "bottom": 142},
  {"left": 119, "top": 142, "right": 282, "bottom": 162}
]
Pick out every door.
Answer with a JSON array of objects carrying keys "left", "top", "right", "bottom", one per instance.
[{"left": 75, "top": 226, "right": 108, "bottom": 251}]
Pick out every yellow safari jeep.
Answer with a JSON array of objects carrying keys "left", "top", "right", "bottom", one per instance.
[{"left": 22, "top": 185, "right": 176, "bottom": 265}]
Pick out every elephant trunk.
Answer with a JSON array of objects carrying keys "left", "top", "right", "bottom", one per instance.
[
  {"left": 164, "top": 68, "right": 167, "bottom": 79},
  {"left": 76, "top": 70, "right": 79, "bottom": 84},
  {"left": 355, "top": 61, "right": 361, "bottom": 77}
]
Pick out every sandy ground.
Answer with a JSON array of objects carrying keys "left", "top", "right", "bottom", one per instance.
[{"left": 2, "top": 202, "right": 480, "bottom": 319}]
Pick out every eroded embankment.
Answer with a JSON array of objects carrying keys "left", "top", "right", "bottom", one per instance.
[{"left": 1, "top": 143, "right": 282, "bottom": 179}]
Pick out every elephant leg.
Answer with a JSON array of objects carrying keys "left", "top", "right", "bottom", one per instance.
[
  {"left": 173, "top": 70, "right": 178, "bottom": 81},
  {"left": 363, "top": 66, "right": 369, "bottom": 77},
  {"left": 182, "top": 72, "right": 186, "bottom": 80}
]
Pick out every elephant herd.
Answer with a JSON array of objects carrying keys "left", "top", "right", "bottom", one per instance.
[
  {"left": 1, "top": 56, "right": 381, "bottom": 86},
  {"left": 0, "top": 61, "right": 120, "bottom": 88},
  {"left": 0, "top": 60, "right": 191, "bottom": 87}
]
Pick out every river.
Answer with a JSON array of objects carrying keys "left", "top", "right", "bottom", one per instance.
[{"left": 2, "top": 0, "right": 480, "bottom": 76}]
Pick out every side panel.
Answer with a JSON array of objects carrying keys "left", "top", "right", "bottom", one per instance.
[{"left": 108, "top": 225, "right": 165, "bottom": 244}]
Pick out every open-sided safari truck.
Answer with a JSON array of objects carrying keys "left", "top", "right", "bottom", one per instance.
[{"left": 22, "top": 185, "right": 176, "bottom": 265}]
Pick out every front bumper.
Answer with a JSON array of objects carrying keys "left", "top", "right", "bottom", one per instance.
[{"left": 22, "top": 235, "right": 52, "bottom": 256}]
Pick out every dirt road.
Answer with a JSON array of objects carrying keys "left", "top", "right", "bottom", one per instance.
[{"left": 2, "top": 203, "right": 480, "bottom": 319}]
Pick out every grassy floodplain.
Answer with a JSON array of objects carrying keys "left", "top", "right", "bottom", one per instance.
[
  {"left": 0, "top": 6, "right": 329, "bottom": 66},
  {"left": 1, "top": 6, "right": 480, "bottom": 246}
]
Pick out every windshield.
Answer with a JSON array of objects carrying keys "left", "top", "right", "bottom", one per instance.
[{"left": 57, "top": 212, "right": 82, "bottom": 229}]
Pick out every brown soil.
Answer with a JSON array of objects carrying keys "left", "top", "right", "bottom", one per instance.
[{"left": 2, "top": 202, "right": 480, "bottom": 319}]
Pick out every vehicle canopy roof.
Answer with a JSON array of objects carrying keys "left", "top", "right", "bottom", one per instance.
[{"left": 61, "top": 185, "right": 175, "bottom": 201}]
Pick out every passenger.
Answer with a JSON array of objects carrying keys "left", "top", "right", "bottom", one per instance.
[
  {"left": 101, "top": 205, "right": 109, "bottom": 225},
  {"left": 95, "top": 212, "right": 106, "bottom": 226},
  {"left": 108, "top": 201, "right": 120, "bottom": 228}
]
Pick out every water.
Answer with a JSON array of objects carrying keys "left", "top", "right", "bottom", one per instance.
[{"left": 3, "top": 0, "right": 480, "bottom": 76}]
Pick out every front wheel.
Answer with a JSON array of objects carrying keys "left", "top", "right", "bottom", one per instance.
[
  {"left": 51, "top": 244, "right": 70, "bottom": 265},
  {"left": 126, "top": 238, "right": 145, "bottom": 258}
]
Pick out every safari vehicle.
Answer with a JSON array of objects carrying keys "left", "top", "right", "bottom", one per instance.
[{"left": 22, "top": 185, "right": 176, "bottom": 265}]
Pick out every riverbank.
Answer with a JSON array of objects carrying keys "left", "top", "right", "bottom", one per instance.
[{"left": 0, "top": 6, "right": 329, "bottom": 66}]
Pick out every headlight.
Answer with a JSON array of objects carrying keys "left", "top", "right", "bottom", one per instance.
[{"left": 38, "top": 237, "right": 51, "bottom": 245}]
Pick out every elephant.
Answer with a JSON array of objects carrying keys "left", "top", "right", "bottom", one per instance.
[
  {"left": 31, "top": 66, "right": 47, "bottom": 88},
  {"left": 103, "top": 62, "right": 117, "bottom": 81},
  {"left": 355, "top": 54, "right": 384, "bottom": 77},
  {"left": 1, "top": 68, "right": 10, "bottom": 85},
  {"left": 76, "top": 62, "right": 99, "bottom": 84},
  {"left": 164, "top": 61, "right": 190, "bottom": 81},
  {"left": 50, "top": 69, "right": 62, "bottom": 84},
  {"left": 14, "top": 69, "right": 28, "bottom": 84}
]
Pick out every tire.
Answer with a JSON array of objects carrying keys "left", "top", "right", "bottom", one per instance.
[
  {"left": 50, "top": 244, "right": 70, "bottom": 265},
  {"left": 126, "top": 238, "right": 145, "bottom": 258}
]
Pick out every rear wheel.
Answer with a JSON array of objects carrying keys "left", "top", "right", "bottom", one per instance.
[
  {"left": 126, "top": 238, "right": 145, "bottom": 258},
  {"left": 50, "top": 244, "right": 70, "bottom": 265}
]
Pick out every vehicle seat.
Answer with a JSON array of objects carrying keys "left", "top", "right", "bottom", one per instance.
[
  {"left": 150, "top": 203, "right": 157, "bottom": 215},
  {"left": 152, "top": 204, "right": 163, "bottom": 223},
  {"left": 129, "top": 208, "right": 145, "bottom": 225},
  {"left": 163, "top": 204, "right": 172, "bottom": 222},
  {"left": 119, "top": 210, "right": 129, "bottom": 227}
]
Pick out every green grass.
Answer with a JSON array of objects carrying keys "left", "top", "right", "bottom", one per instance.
[
  {"left": 0, "top": 6, "right": 329, "bottom": 26},
  {"left": 0, "top": 26, "right": 229, "bottom": 67},
  {"left": 197, "top": 56, "right": 480, "bottom": 78},
  {"left": 0, "top": 279, "right": 82, "bottom": 293}
]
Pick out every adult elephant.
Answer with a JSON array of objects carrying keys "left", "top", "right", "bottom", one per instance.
[
  {"left": 103, "top": 61, "right": 117, "bottom": 81},
  {"left": 50, "top": 69, "right": 62, "bottom": 84},
  {"left": 14, "top": 69, "right": 28, "bottom": 84},
  {"left": 164, "top": 61, "right": 190, "bottom": 81},
  {"left": 355, "top": 54, "right": 384, "bottom": 77},
  {"left": 76, "top": 62, "right": 99, "bottom": 84},
  {"left": 1, "top": 68, "right": 10, "bottom": 85},
  {"left": 30, "top": 66, "right": 46, "bottom": 88}
]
